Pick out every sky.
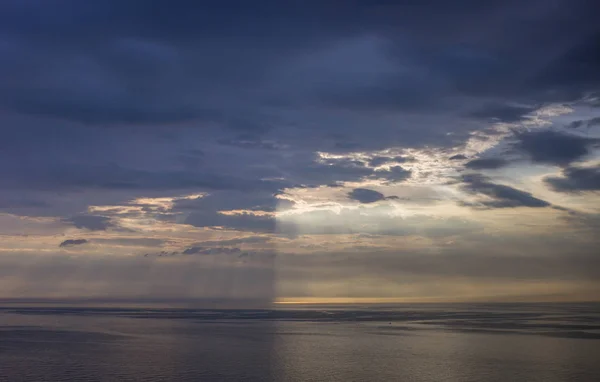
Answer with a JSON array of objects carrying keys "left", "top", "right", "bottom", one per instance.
[{"left": 1, "top": 0, "right": 599, "bottom": 304}]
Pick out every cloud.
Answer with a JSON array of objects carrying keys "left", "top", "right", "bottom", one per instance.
[
  {"left": 368, "top": 155, "right": 413, "bottom": 167},
  {"left": 348, "top": 188, "right": 386, "bottom": 203},
  {"left": 460, "top": 174, "right": 551, "bottom": 209},
  {"left": 59, "top": 239, "right": 88, "bottom": 248},
  {"left": 375, "top": 166, "right": 412, "bottom": 182},
  {"left": 64, "top": 215, "right": 114, "bottom": 231},
  {"left": 182, "top": 247, "right": 242, "bottom": 256},
  {"left": 91, "top": 238, "right": 167, "bottom": 247},
  {"left": 468, "top": 103, "right": 536, "bottom": 122},
  {"left": 568, "top": 117, "right": 600, "bottom": 129},
  {"left": 1, "top": 0, "right": 600, "bottom": 303},
  {"left": 4, "top": 162, "right": 287, "bottom": 193},
  {"left": 144, "top": 244, "right": 270, "bottom": 257},
  {"left": 217, "top": 135, "right": 283, "bottom": 150},
  {"left": 0, "top": 0, "right": 598, "bottom": 215},
  {"left": 0, "top": 0, "right": 597, "bottom": 132},
  {"left": 0, "top": 198, "right": 49, "bottom": 210},
  {"left": 319, "top": 74, "right": 442, "bottom": 113},
  {"left": 116, "top": 191, "right": 293, "bottom": 233},
  {"left": 465, "top": 158, "right": 509, "bottom": 170},
  {"left": 561, "top": 211, "right": 600, "bottom": 231},
  {"left": 172, "top": 191, "right": 287, "bottom": 213},
  {"left": 296, "top": 156, "right": 374, "bottom": 185},
  {"left": 193, "top": 236, "right": 271, "bottom": 246},
  {"left": 545, "top": 165, "right": 600, "bottom": 192},
  {"left": 514, "top": 130, "right": 598, "bottom": 166},
  {"left": 184, "top": 212, "right": 277, "bottom": 233}
]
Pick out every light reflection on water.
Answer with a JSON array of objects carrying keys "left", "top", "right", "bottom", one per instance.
[{"left": 0, "top": 303, "right": 599, "bottom": 381}]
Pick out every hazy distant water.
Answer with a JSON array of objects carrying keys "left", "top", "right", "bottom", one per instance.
[{"left": 0, "top": 303, "right": 599, "bottom": 381}]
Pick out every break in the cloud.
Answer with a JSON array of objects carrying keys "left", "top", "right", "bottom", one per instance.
[{"left": 0, "top": 0, "right": 599, "bottom": 303}]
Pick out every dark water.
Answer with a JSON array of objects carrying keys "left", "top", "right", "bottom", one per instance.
[{"left": 0, "top": 303, "right": 599, "bottom": 381}]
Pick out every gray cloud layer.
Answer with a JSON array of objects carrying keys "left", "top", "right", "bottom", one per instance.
[{"left": 1, "top": 0, "right": 599, "bottom": 302}]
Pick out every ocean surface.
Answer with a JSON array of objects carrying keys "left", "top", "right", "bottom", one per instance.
[{"left": 0, "top": 303, "right": 599, "bottom": 381}]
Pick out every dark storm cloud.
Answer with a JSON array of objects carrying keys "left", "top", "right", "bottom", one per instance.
[
  {"left": 0, "top": 117, "right": 292, "bottom": 218},
  {"left": 2, "top": 162, "right": 287, "bottom": 193},
  {"left": 175, "top": 149, "right": 205, "bottom": 170},
  {"left": 348, "top": 188, "right": 386, "bottom": 203},
  {"left": 545, "top": 165, "right": 600, "bottom": 192},
  {"left": 514, "top": 130, "right": 598, "bottom": 166},
  {"left": 64, "top": 215, "right": 114, "bottom": 231},
  {"left": 460, "top": 174, "right": 551, "bottom": 209},
  {"left": 530, "top": 29, "right": 600, "bottom": 98},
  {"left": 0, "top": 0, "right": 599, "bottom": 127},
  {"left": 465, "top": 158, "right": 509, "bottom": 170},
  {"left": 0, "top": 0, "right": 597, "bottom": 147},
  {"left": 318, "top": 74, "right": 443, "bottom": 113},
  {"left": 0, "top": 1, "right": 323, "bottom": 125},
  {"left": 217, "top": 135, "right": 283, "bottom": 150},
  {"left": 468, "top": 103, "right": 537, "bottom": 122},
  {"left": 0, "top": 197, "right": 50, "bottom": 214},
  {"left": 4, "top": 0, "right": 600, "bottom": 306},
  {"left": 59, "top": 239, "right": 88, "bottom": 248},
  {"left": 1, "top": 0, "right": 600, "bottom": 225}
]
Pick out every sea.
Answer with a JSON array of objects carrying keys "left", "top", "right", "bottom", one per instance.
[{"left": 0, "top": 303, "right": 599, "bottom": 381}]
